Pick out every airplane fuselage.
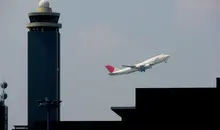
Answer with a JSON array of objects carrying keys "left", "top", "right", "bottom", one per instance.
[{"left": 107, "top": 54, "right": 170, "bottom": 76}]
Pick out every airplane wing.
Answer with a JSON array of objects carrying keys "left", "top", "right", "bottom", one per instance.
[
  {"left": 122, "top": 63, "right": 153, "bottom": 71},
  {"left": 121, "top": 65, "right": 136, "bottom": 68},
  {"left": 122, "top": 64, "right": 152, "bottom": 68},
  {"left": 143, "top": 64, "right": 152, "bottom": 69}
]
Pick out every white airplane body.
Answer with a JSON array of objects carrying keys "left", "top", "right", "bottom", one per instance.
[{"left": 105, "top": 54, "right": 170, "bottom": 76}]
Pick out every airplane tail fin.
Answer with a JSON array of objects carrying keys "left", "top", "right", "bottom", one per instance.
[{"left": 105, "top": 65, "right": 119, "bottom": 73}]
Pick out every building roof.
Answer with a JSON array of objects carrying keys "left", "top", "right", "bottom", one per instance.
[{"left": 111, "top": 106, "right": 135, "bottom": 121}]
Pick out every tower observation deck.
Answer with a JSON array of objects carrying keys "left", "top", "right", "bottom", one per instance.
[
  {"left": 27, "top": 0, "right": 62, "bottom": 30},
  {"left": 26, "top": 0, "right": 62, "bottom": 127}
]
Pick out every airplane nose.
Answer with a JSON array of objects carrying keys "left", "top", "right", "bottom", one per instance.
[{"left": 166, "top": 55, "right": 170, "bottom": 58}]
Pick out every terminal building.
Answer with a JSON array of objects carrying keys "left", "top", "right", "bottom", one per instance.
[{"left": 12, "top": 77, "right": 219, "bottom": 130}]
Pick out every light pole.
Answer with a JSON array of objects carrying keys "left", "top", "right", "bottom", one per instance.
[
  {"left": 0, "top": 81, "right": 8, "bottom": 130},
  {"left": 36, "top": 97, "right": 61, "bottom": 130},
  {"left": 0, "top": 81, "right": 8, "bottom": 105}
]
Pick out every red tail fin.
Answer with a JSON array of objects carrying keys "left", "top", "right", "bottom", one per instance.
[{"left": 105, "top": 65, "right": 115, "bottom": 73}]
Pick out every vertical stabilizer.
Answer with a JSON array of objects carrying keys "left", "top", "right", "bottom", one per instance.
[{"left": 105, "top": 65, "right": 119, "bottom": 73}]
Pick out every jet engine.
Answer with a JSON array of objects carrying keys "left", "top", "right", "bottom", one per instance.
[{"left": 139, "top": 66, "right": 146, "bottom": 72}]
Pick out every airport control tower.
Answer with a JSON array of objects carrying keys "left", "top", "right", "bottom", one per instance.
[{"left": 26, "top": 0, "right": 62, "bottom": 127}]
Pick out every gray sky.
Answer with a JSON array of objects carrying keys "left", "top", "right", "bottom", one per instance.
[{"left": 0, "top": 0, "right": 219, "bottom": 129}]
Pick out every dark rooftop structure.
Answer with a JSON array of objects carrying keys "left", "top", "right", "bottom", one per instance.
[{"left": 112, "top": 87, "right": 218, "bottom": 125}]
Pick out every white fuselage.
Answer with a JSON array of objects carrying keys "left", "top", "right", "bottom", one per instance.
[{"left": 109, "top": 54, "right": 170, "bottom": 76}]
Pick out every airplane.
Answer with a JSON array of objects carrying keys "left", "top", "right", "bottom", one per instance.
[{"left": 105, "top": 54, "right": 170, "bottom": 76}]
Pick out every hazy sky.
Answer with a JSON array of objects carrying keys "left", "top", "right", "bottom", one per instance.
[{"left": 0, "top": 0, "right": 219, "bottom": 129}]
